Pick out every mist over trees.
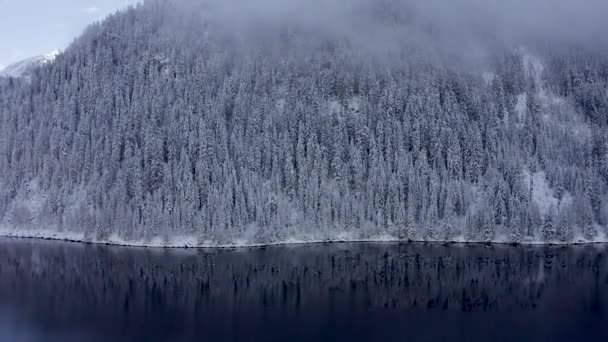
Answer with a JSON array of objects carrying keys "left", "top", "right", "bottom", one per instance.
[{"left": 0, "top": 0, "right": 607, "bottom": 245}]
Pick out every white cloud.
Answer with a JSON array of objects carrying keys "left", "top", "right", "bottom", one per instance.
[
  {"left": 0, "top": 64, "right": 5, "bottom": 72},
  {"left": 9, "top": 49, "right": 25, "bottom": 61},
  {"left": 82, "top": 6, "right": 100, "bottom": 14}
]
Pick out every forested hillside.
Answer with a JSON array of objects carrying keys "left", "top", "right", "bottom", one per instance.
[{"left": 1, "top": 0, "right": 607, "bottom": 246}]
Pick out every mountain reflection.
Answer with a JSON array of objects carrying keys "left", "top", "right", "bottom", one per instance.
[{"left": 0, "top": 239, "right": 606, "bottom": 341}]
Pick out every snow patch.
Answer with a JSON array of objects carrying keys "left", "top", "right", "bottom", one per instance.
[
  {"left": 327, "top": 99, "right": 342, "bottom": 116},
  {"left": 324, "top": 96, "right": 361, "bottom": 118},
  {"left": 515, "top": 93, "right": 527, "bottom": 121},
  {"left": 522, "top": 171, "right": 572, "bottom": 218},
  {"left": 0, "top": 51, "right": 59, "bottom": 79},
  {"left": 519, "top": 49, "right": 590, "bottom": 140},
  {"left": 276, "top": 98, "right": 286, "bottom": 112},
  {"left": 0, "top": 227, "right": 86, "bottom": 243},
  {"left": 482, "top": 71, "right": 495, "bottom": 85},
  {"left": 347, "top": 96, "right": 361, "bottom": 114},
  {"left": 2, "top": 226, "right": 606, "bottom": 248},
  {"left": 3, "top": 180, "right": 48, "bottom": 227}
]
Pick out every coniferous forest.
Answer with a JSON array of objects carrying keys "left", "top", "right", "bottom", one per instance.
[{"left": 0, "top": 0, "right": 607, "bottom": 246}]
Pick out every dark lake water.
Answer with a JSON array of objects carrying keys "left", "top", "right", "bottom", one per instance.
[{"left": 0, "top": 239, "right": 606, "bottom": 342}]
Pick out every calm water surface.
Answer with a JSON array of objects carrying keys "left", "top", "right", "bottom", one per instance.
[{"left": 0, "top": 238, "right": 606, "bottom": 341}]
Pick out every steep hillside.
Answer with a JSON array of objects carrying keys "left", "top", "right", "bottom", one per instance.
[{"left": 0, "top": 0, "right": 607, "bottom": 246}]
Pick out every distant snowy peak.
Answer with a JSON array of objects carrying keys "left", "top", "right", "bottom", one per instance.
[{"left": 0, "top": 50, "right": 59, "bottom": 78}]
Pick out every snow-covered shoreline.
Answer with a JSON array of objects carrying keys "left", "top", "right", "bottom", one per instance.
[{"left": 1, "top": 228, "right": 606, "bottom": 250}]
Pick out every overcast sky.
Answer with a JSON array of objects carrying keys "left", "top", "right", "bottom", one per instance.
[{"left": 0, "top": 0, "right": 140, "bottom": 69}]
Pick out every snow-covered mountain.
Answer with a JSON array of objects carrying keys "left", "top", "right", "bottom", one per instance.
[
  {"left": 0, "top": 51, "right": 59, "bottom": 78},
  {"left": 0, "top": 0, "right": 607, "bottom": 247}
]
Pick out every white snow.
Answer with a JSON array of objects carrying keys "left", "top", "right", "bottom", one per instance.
[
  {"left": 324, "top": 96, "right": 361, "bottom": 118},
  {"left": 347, "top": 96, "right": 361, "bottom": 114},
  {"left": 327, "top": 99, "right": 342, "bottom": 116},
  {"left": 276, "top": 98, "right": 286, "bottom": 112},
  {"left": 2, "top": 222, "right": 605, "bottom": 248},
  {"left": 522, "top": 170, "right": 572, "bottom": 218},
  {"left": 482, "top": 71, "right": 495, "bottom": 85},
  {"left": 519, "top": 49, "right": 591, "bottom": 140},
  {"left": 0, "top": 226, "right": 86, "bottom": 244},
  {"left": 0, "top": 50, "right": 59, "bottom": 79},
  {"left": 515, "top": 93, "right": 528, "bottom": 121}
]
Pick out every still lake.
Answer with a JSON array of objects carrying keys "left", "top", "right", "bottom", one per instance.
[{"left": 0, "top": 238, "right": 606, "bottom": 341}]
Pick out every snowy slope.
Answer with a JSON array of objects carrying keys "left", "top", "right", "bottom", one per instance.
[
  {"left": 0, "top": 51, "right": 59, "bottom": 78},
  {"left": 0, "top": 1, "right": 607, "bottom": 248}
]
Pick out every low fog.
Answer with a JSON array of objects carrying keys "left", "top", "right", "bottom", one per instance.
[
  {"left": 212, "top": 0, "right": 607, "bottom": 43},
  {"left": 171, "top": 0, "right": 608, "bottom": 64}
]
